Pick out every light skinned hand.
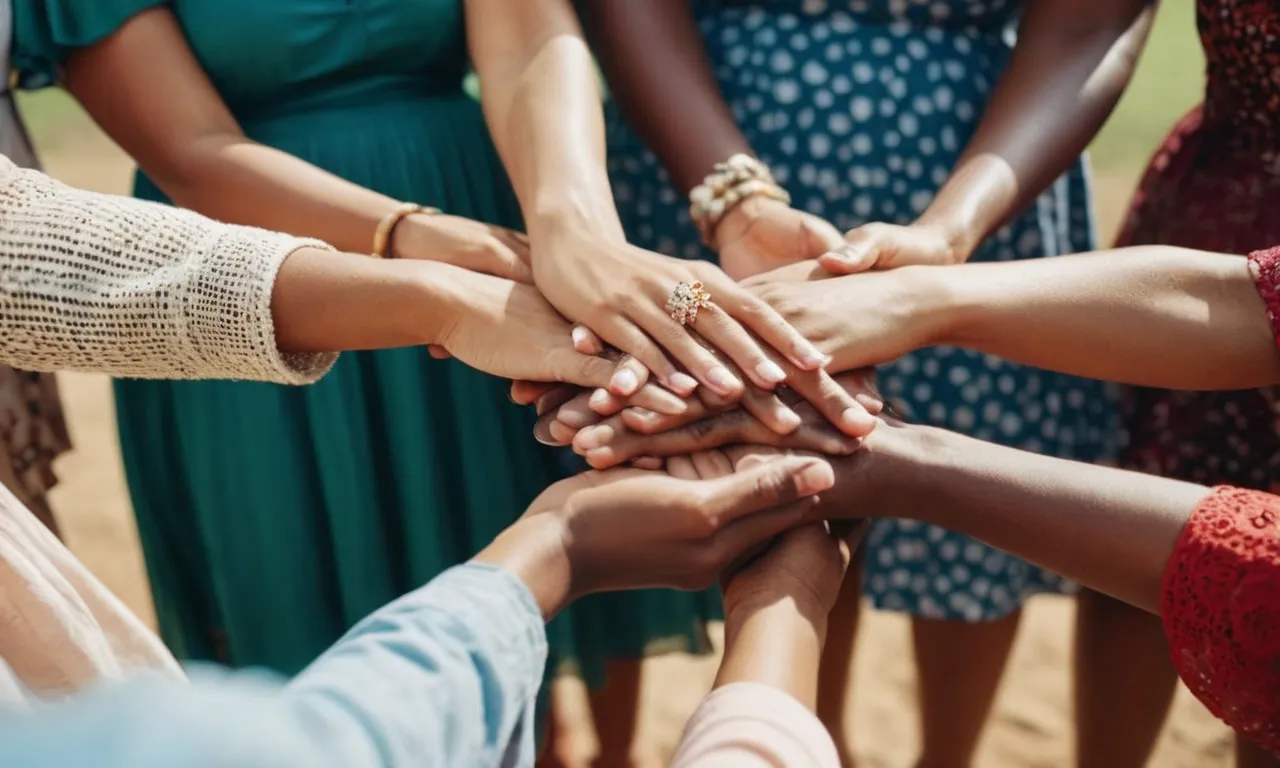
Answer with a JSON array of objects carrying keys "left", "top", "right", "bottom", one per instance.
[
  {"left": 817, "top": 221, "right": 959, "bottom": 273},
  {"left": 715, "top": 196, "right": 845, "bottom": 281},
  {"left": 530, "top": 229, "right": 831, "bottom": 401},
  {"left": 747, "top": 262, "right": 940, "bottom": 375},
  {"left": 513, "top": 455, "right": 836, "bottom": 596},
  {"left": 393, "top": 212, "right": 535, "bottom": 283},
  {"left": 433, "top": 263, "right": 622, "bottom": 388}
]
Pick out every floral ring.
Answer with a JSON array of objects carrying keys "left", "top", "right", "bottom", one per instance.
[{"left": 666, "top": 280, "right": 713, "bottom": 326}]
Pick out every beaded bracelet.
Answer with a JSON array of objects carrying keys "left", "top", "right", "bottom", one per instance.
[{"left": 688, "top": 153, "right": 790, "bottom": 248}]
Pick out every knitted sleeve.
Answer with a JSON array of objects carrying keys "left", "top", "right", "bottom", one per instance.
[{"left": 0, "top": 157, "right": 336, "bottom": 384}]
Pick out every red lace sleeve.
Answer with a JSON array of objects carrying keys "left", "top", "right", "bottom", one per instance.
[
  {"left": 1248, "top": 246, "right": 1280, "bottom": 351},
  {"left": 1162, "top": 486, "right": 1280, "bottom": 755}
]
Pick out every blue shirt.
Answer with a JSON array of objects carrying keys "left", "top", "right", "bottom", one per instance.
[{"left": 0, "top": 563, "right": 547, "bottom": 767}]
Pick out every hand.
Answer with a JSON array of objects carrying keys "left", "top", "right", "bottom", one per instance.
[
  {"left": 748, "top": 264, "right": 944, "bottom": 374},
  {"left": 474, "top": 455, "right": 836, "bottom": 616},
  {"left": 553, "top": 372, "right": 882, "bottom": 469},
  {"left": 817, "top": 222, "right": 961, "bottom": 274},
  {"left": 432, "top": 263, "right": 619, "bottom": 387},
  {"left": 529, "top": 228, "right": 830, "bottom": 399},
  {"left": 715, "top": 196, "right": 844, "bottom": 281},
  {"left": 393, "top": 212, "right": 534, "bottom": 283}
]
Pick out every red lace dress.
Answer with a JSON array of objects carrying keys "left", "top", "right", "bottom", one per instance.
[
  {"left": 1118, "top": 0, "right": 1280, "bottom": 490},
  {"left": 1162, "top": 246, "right": 1280, "bottom": 755}
]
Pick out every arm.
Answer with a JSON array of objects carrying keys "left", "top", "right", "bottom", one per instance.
[
  {"left": 62, "top": 9, "right": 525, "bottom": 275},
  {"left": 913, "top": 247, "right": 1280, "bottom": 390},
  {"left": 0, "top": 158, "right": 617, "bottom": 388},
  {"left": 465, "top": 0, "right": 838, "bottom": 404},
  {"left": 750, "top": 246, "right": 1280, "bottom": 391},
  {"left": 580, "top": 1, "right": 844, "bottom": 278},
  {"left": 826, "top": 0, "right": 1155, "bottom": 269}
]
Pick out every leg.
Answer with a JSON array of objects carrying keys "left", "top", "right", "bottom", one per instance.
[
  {"left": 1074, "top": 588, "right": 1178, "bottom": 768},
  {"left": 537, "top": 683, "right": 577, "bottom": 768},
  {"left": 819, "top": 562, "right": 864, "bottom": 766},
  {"left": 914, "top": 611, "right": 1021, "bottom": 768},
  {"left": 589, "top": 660, "right": 661, "bottom": 768},
  {"left": 1236, "top": 736, "right": 1280, "bottom": 768}
]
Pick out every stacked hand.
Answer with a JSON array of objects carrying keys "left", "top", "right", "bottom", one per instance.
[{"left": 475, "top": 453, "right": 839, "bottom": 617}]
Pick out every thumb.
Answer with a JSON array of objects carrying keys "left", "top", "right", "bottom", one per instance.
[
  {"left": 548, "top": 347, "right": 618, "bottom": 390},
  {"left": 703, "top": 456, "right": 835, "bottom": 525},
  {"left": 818, "top": 224, "right": 888, "bottom": 274},
  {"left": 799, "top": 216, "right": 845, "bottom": 258},
  {"left": 571, "top": 325, "right": 605, "bottom": 355}
]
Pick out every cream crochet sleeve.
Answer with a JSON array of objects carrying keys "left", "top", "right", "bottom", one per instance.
[{"left": 0, "top": 157, "right": 337, "bottom": 385}]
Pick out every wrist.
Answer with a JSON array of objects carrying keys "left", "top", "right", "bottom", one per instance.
[
  {"left": 723, "top": 589, "right": 831, "bottom": 637},
  {"left": 408, "top": 260, "right": 476, "bottom": 348},
  {"left": 526, "top": 189, "right": 627, "bottom": 247},
  {"left": 472, "top": 516, "right": 572, "bottom": 620}
]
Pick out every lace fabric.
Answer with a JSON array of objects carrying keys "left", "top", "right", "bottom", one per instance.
[{"left": 1162, "top": 486, "right": 1280, "bottom": 755}]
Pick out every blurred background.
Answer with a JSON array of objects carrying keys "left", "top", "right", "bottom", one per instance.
[{"left": 20, "top": 1, "right": 1226, "bottom": 765}]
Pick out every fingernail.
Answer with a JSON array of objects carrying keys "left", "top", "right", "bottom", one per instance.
[
  {"left": 611, "top": 368, "right": 639, "bottom": 395},
  {"left": 629, "top": 407, "right": 657, "bottom": 423},
  {"left": 755, "top": 359, "right": 787, "bottom": 385},
  {"left": 632, "top": 456, "right": 662, "bottom": 470},
  {"left": 533, "top": 420, "right": 557, "bottom": 445},
  {"left": 575, "top": 424, "right": 613, "bottom": 451},
  {"left": 556, "top": 405, "right": 593, "bottom": 429},
  {"left": 548, "top": 421, "right": 576, "bottom": 445},
  {"left": 856, "top": 393, "right": 885, "bottom": 415},
  {"left": 588, "top": 388, "right": 612, "bottom": 412},
  {"left": 571, "top": 326, "right": 592, "bottom": 348},
  {"left": 840, "top": 406, "right": 877, "bottom": 436},
  {"left": 707, "top": 366, "right": 741, "bottom": 393},
  {"left": 799, "top": 347, "right": 831, "bottom": 369},
  {"left": 670, "top": 372, "right": 699, "bottom": 395},
  {"left": 795, "top": 460, "right": 835, "bottom": 494},
  {"left": 777, "top": 407, "right": 802, "bottom": 433},
  {"left": 585, "top": 447, "right": 617, "bottom": 469}
]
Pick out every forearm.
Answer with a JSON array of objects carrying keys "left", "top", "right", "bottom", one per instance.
[
  {"left": 844, "top": 423, "right": 1209, "bottom": 613},
  {"left": 913, "top": 1, "right": 1153, "bottom": 257},
  {"left": 716, "top": 599, "right": 825, "bottom": 708},
  {"left": 271, "top": 251, "right": 453, "bottom": 354},
  {"left": 467, "top": 0, "right": 623, "bottom": 242},
  {"left": 915, "top": 247, "right": 1280, "bottom": 389},
  {"left": 582, "top": 0, "right": 750, "bottom": 193}
]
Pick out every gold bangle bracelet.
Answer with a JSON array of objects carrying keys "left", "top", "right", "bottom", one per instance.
[{"left": 371, "top": 203, "right": 441, "bottom": 258}]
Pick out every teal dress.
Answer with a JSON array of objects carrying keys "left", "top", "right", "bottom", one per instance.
[{"left": 13, "top": 0, "right": 713, "bottom": 681}]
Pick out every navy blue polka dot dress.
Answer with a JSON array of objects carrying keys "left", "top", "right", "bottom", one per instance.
[{"left": 605, "top": 0, "right": 1122, "bottom": 621}]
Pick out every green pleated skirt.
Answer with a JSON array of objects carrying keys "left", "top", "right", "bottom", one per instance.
[{"left": 115, "top": 91, "right": 716, "bottom": 682}]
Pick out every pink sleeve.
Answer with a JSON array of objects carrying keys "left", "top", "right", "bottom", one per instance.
[{"left": 670, "top": 682, "right": 840, "bottom": 768}]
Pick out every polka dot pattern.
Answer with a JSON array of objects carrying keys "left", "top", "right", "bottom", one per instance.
[{"left": 605, "top": 0, "right": 1121, "bottom": 622}]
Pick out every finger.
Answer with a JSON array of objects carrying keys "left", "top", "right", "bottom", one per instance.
[
  {"left": 798, "top": 216, "right": 846, "bottom": 257},
  {"left": 700, "top": 271, "right": 830, "bottom": 371},
  {"left": 535, "top": 385, "right": 580, "bottom": 416},
  {"left": 591, "top": 317, "right": 696, "bottom": 397},
  {"left": 485, "top": 228, "right": 536, "bottom": 283},
  {"left": 571, "top": 325, "right": 605, "bottom": 355},
  {"left": 581, "top": 409, "right": 857, "bottom": 469},
  {"left": 621, "top": 397, "right": 712, "bottom": 435},
  {"left": 545, "top": 346, "right": 622, "bottom": 390},
  {"left": 511, "top": 380, "right": 560, "bottom": 407},
  {"left": 690, "top": 449, "right": 735, "bottom": 480},
  {"left": 737, "top": 381, "right": 802, "bottom": 436},
  {"left": 630, "top": 456, "right": 664, "bottom": 470},
  {"left": 821, "top": 223, "right": 890, "bottom": 274},
  {"left": 629, "top": 301, "right": 744, "bottom": 399},
  {"left": 427, "top": 345, "right": 452, "bottom": 360},
  {"left": 786, "top": 367, "right": 878, "bottom": 438},
  {"left": 711, "top": 499, "right": 819, "bottom": 576},
  {"left": 700, "top": 456, "right": 834, "bottom": 525},
  {"left": 665, "top": 454, "right": 699, "bottom": 480},
  {"left": 587, "top": 382, "right": 690, "bottom": 418},
  {"left": 692, "top": 301, "right": 789, "bottom": 390},
  {"left": 607, "top": 355, "right": 652, "bottom": 398}
]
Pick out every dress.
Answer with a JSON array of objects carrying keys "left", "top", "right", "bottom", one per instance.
[
  {"left": 606, "top": 0, "right": 1120, "bottom": 621},
  {"left": 13, "top": 0, "right": 711, "bottom": 681},
  {"left": 1117, "top": 0, "right": 1280, "bottom": 492},
  {"left": 0, "top": 0, "right": 69, "bottom": 537}
]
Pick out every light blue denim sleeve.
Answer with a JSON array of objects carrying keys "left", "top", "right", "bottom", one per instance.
[{"left": 0, "top": 563, "right": 547, "bottom": 768}]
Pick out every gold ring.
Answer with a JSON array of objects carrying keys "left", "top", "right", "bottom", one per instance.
[{"left": 666, "top": 281, "right": 712, "bottom": 326}]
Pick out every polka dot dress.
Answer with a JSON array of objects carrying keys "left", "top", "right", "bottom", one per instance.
[{"left": 605, "top": 0, "right": 1122, "bottom": 622}]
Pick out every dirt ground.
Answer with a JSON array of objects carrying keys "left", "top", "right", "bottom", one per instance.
[{"left": 35, "top": 125, "right": 1234, "bottom": 767}]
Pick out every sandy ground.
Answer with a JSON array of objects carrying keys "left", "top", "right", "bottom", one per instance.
[{"left": 33, "top": 125, "right": 1235, "bottom": 767}]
